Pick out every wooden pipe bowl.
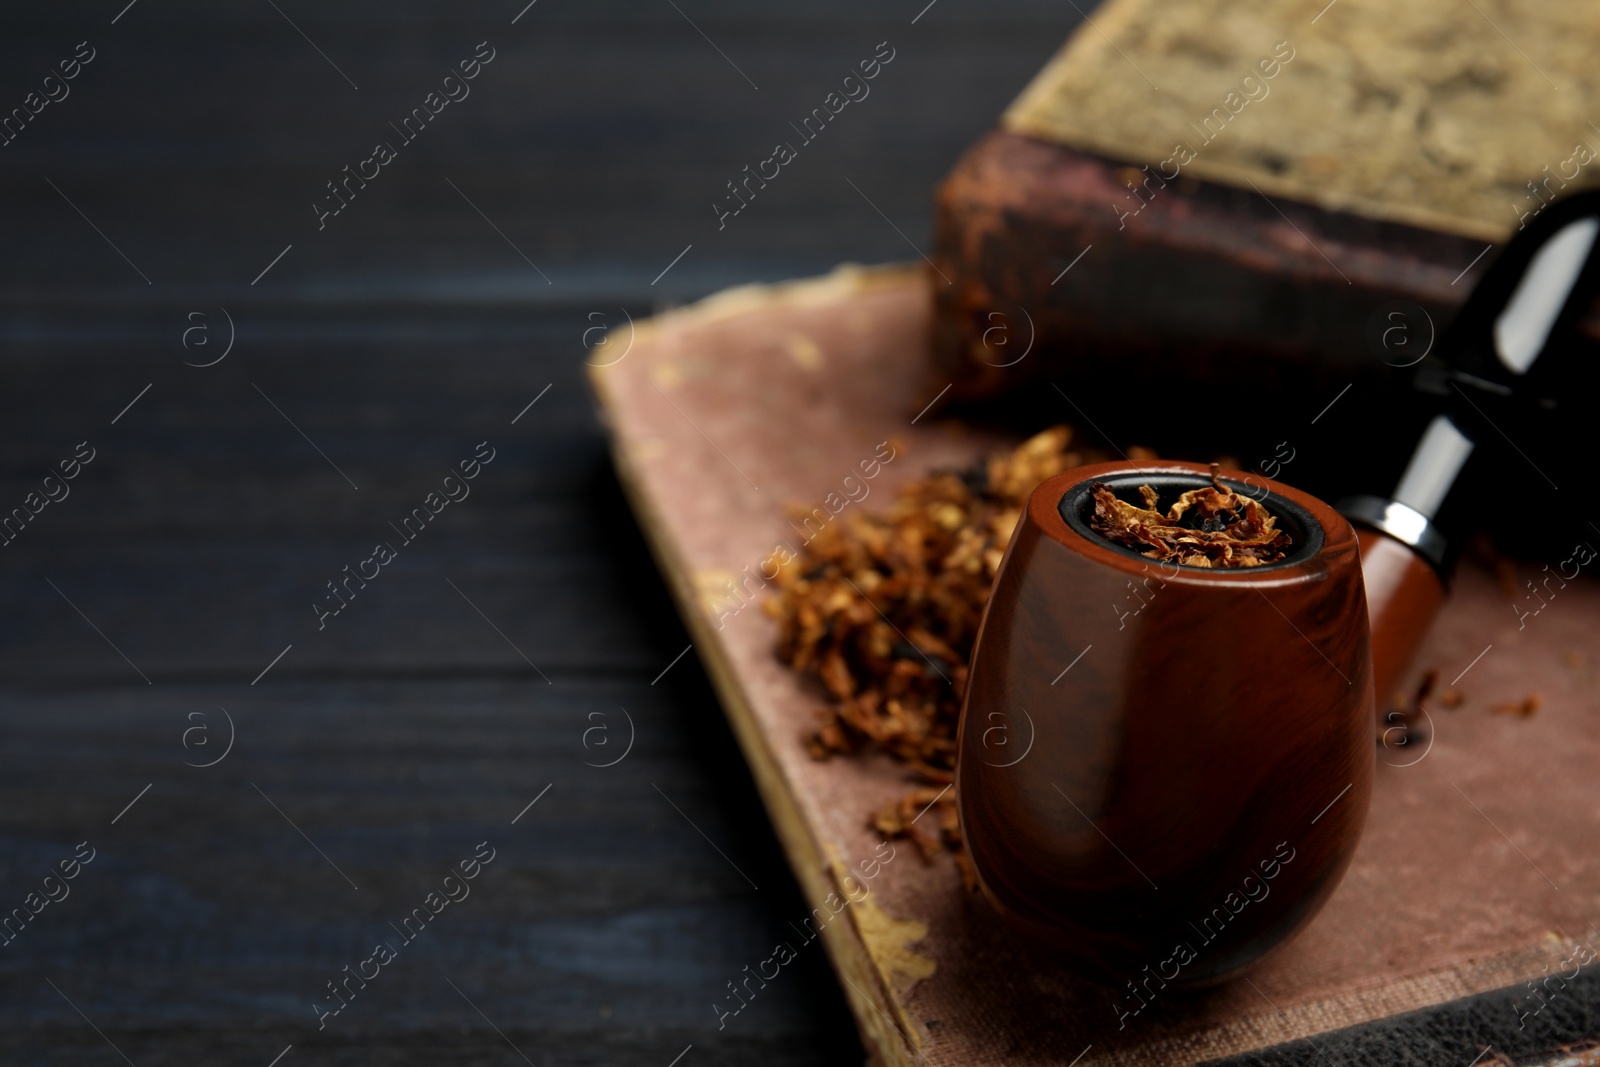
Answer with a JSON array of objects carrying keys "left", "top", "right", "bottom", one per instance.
[{"left": 956, "top": 461, "right": 1375, "bottom": 986}]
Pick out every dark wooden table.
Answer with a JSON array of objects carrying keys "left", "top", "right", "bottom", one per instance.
[{"left": 0, "top": 2, "right": 1084, "bottom": 1062}]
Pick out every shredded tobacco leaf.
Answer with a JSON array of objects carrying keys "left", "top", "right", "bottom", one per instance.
[
  {"left": 1493, "top": 692, "right": 1542, "bottom": 718},
  {"left": 1088, "top": 462, "right": 1292, "bottom": 568},
  {"left": 765, "top": 426, "right": 1142, "bottom": 865}
]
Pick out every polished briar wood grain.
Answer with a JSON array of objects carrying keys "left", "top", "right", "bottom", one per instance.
[
  {"left": 957, "top": 460, "right": 1375, "bottom": 986},
  {"left": 1356, "top": 526, "right": 1449, "bottom": 709}
]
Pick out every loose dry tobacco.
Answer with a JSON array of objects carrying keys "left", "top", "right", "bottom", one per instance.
[
  {"left": 1494, "top": 692, "right": 1543, "bottom": 717},
  {"left": 1088, "top": 464, "right": 1292, "bottom": 568},
  {"left": 770, "top": 430, "right": 1509, "bottom": 873},
  {"left": 766, "top": 426, "right": 1132, "bottom": 867}
]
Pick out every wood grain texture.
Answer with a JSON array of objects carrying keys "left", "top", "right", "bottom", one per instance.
[
  {"left": 0, "top": 320, "right": 865, "bottom": 1064},
  {"left": 0, "top": 1, "right": 1088, "bottom": 306},
  {"left": 592, "top": 265, "right": 1600, "bottom": 1067},
  {"left": 957, "top": 462, "right": 1373, "bottom": 986},
  {"left": 1355, "top": 526, "right": 1448, "bottom": 710}
]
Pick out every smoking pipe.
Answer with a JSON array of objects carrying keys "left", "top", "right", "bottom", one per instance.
[
  {"left": 1343, "top": 188, "right": 1600, "bottom": 704},
  {"left": 954, "top": 194, "right": 1600, "bottom": 987},
  {"left": 956, "top": 461, "right": 1372, "bottom": 986}
]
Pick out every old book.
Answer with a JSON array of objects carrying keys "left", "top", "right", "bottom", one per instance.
[
  {"left": 590, "top": 264, "right": 1600, "bottom": 1066},
  {"left": 930, "top": 0, "right": 1600, "bottom": 463}
]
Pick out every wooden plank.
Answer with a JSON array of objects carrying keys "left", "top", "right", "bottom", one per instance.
[
  {"left": 590, "top": 263, "right": 1600, "bottom": 1066},
  {"left": 0, "top": 677, "right": 855, "bottom": 1064},
  {"left": 0, "top": 327, "right": 649, "bottom": 681},
  {"left": 0, "top": 2, "right": 1088, "bottom": 303},
  {"left": 0, "top": 313, "right": 865, "bottom": 1061}
]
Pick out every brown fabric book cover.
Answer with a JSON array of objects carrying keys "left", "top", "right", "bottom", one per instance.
[{"left": 590, "top": 265, "right": 1600, "bottom": 1066}]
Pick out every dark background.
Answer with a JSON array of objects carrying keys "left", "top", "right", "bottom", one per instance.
[{"left": 0, "top": 2, "right": 1086, "bottom": 1063}]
